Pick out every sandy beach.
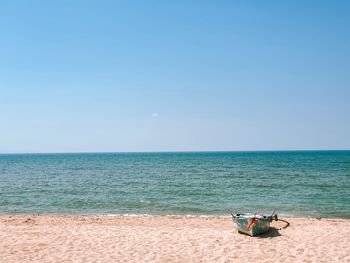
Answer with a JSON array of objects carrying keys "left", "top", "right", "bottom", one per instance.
[{"left": 1, "top": 215, "right": 349, "bottom": 262}]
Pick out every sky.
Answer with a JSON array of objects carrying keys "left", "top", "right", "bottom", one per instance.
[{"left": 0, "top": 0, "right": 349, "bottom": 153}]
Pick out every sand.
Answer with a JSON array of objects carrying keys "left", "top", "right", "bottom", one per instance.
[{"left": 0, "top": 215, "right": 349, "bottom": 263}]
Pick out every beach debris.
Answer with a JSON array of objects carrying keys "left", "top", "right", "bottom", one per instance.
[{"left": 24, "top": 217, "right": 35, "bottom": 224}]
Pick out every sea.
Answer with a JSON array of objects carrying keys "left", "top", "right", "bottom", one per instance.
[{"left": 0, "top": 151, "right": 349, "bottom": 218}]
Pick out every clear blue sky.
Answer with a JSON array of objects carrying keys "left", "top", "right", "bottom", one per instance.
[{"left": 0, "top": 0, "right": 349, "bottom": 153}]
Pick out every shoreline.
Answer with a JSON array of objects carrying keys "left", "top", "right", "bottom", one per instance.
[
  {"left": 1, "top": 212, "right": 350, "bottom": 220},
  {"left": 1, "top": 214, "right": 349, "bottom": 262}
]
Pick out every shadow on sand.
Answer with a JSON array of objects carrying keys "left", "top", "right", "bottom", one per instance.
[
  {"left": 237, "top": 227, "right": 282, "bottom": 238},
  {"left": 256, "top": 227, "right": 281, "bottom": 238}
]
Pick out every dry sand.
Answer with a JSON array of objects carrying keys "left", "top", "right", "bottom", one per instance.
[{"left": 0, "top": 215, "right": 349, "bottom": 262}]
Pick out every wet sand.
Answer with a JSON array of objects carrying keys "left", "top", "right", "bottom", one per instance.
[{"left": 1, "top": 215, "right": 349, "bottom": 262}]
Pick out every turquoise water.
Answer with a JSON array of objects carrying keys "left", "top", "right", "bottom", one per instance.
[{"left": 0, "top": 151, "right": 349, "bottom": 218}]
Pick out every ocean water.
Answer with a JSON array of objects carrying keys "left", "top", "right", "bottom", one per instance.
[{"left": 0, "top": 151, "right": 349, "bottom": 218}]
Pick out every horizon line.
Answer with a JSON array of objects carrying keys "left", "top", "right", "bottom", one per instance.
[{"left": 0, "top": 149, "right": 349, "bottom": 155}]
